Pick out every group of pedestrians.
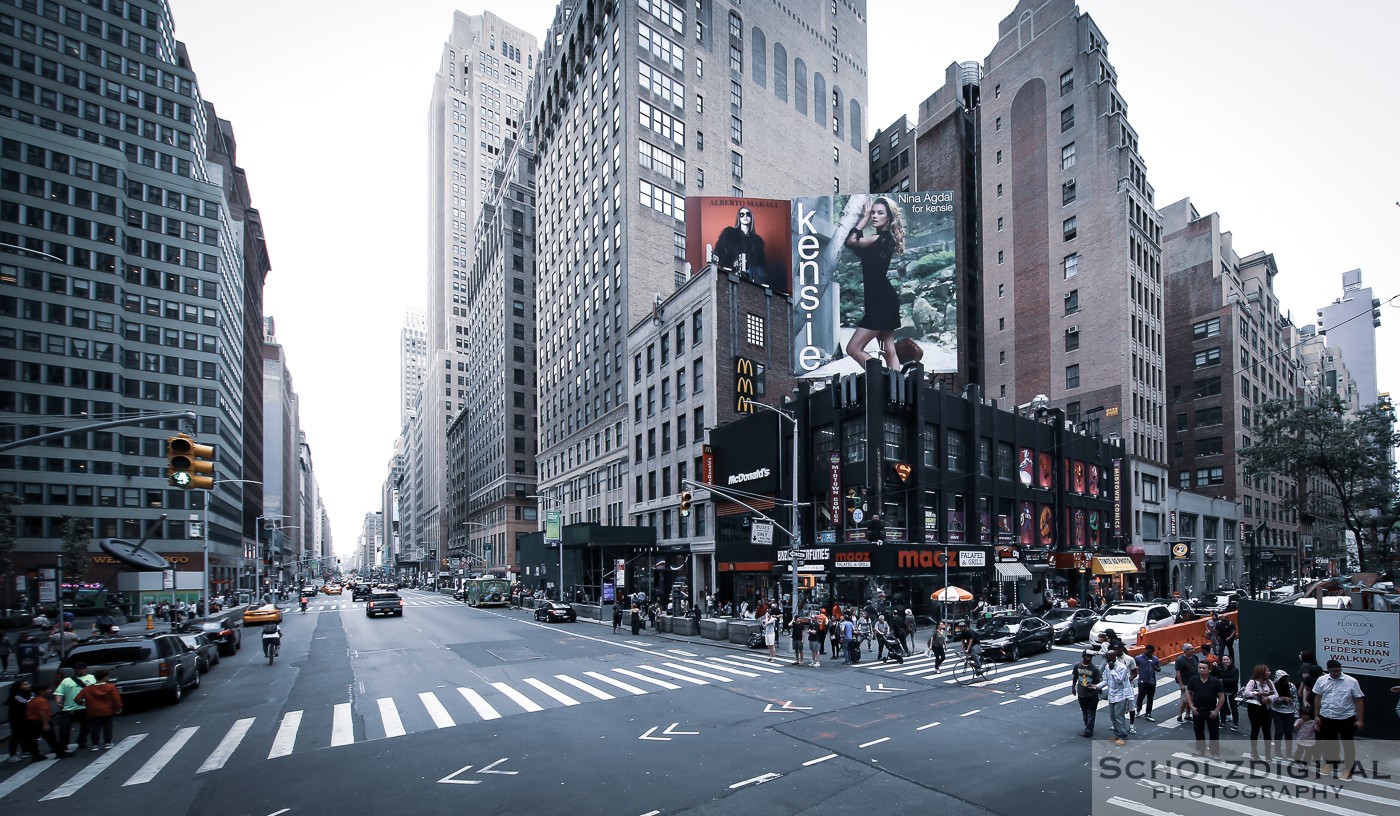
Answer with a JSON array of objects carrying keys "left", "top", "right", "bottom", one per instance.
[{"left": 5, "top": 661, "right": 123, "bottom": 764}]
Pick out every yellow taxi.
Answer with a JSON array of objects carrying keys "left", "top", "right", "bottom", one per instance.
[
  {"left": 322, "top": 584, "right": 342, "bottom": 595},
  {"left": 242, "top": 603, "right": 283, "bottom": 625}
]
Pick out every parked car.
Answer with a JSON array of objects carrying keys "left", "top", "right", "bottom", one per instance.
[
  {"left": 1197, "top": 591, "right": 1248, "bottom": 614},
  {"left": 534, "top": 601, "right": 577, "bottom": 623},
  {"left": 178, "top": 632, "right": 221, "bottom": 673},
  {"left": 366, "top": 592, "right": 404, "bottom": 617},
  {"left": 1089, "top": 602, "right": 1176, "bottom": 648},
  {"left": 977, "top": 616, "right": 1054, "bottom": 661},
  {"left": 60, "top": 634, "right": 200, "bottom": 704},
  {"left": 452, "top": 587, "right": 468, "bottom": 602},
  {"left": 243, "top": 604, "right": 283, "bottom": 625},
  {"left": 193, "top": 616, "right": 242, "bottom": 656},
  {"left": 1043, "top": 608, "right": 1099, "bottom": 643}
]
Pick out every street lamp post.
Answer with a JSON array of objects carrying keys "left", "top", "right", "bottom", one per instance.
[
  {"left": 203, "top": 479, "right": 261, "bottom": 620},
  {"left": 530, "top": 494, "right": 564, "bottom": 601},
  {"left": 256, "top": 514, "right": 292, "bottom": 604},
  {"left": 750, "top": 400, "right": 801, "bottom": 615}
]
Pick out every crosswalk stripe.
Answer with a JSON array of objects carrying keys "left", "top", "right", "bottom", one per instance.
[
  {"left": 419, "top": 692, "right": 456, "bottom": 728},
  {"left": 661, "top": 662, "right": 734, "bottom": 682},
  {"left": 378, "top": 697, "right": 406, "bottom": 737},
  {"left": 40, "top": 734, "right": 145, "bottom": 800},
  {"left": 613, "top": 668, "right": 682, "bottom": 690},
  {"left": 969, "top": 660, "right": 1054, "bottom": 686},
  {"left": 553, "top": 674, "right": 616, "bottom": 700},
  {"left": 269, "top": 711, "right": 302, "bottom": 758},
  {"left": 725, "top": 654, "right": 782, "bottom": 667},
  {"left": 709, "top": 656, "right": 784, "bottom": 674},
  {"left": 635, "top": 665, "right": 711, "bottom": 685},
  {"left": 523, "top": 678, "right": 580, "bottom": 706},
  {"left": 331, "top": 703, "right": 355, "bottom": 745},
  {"left": 490, "top": 681, "right": 545, "bottom": 712},
  {"left": 1105, "top": 794, "right": 1174, "bottom": 816},
  {"left": 124, "top": 726, "right": 198, "bottom": 786},
  {"left": 198, "top": 717, "right": 253, "bottom": 773},
  {"left": 458, "top": 687, "right": 502, "bottom": 720},
  {"left": 583, "top": 671, "right": 649, "bottom": 695},
  {"left": 1048, "top": 693, "right": 1078, "bottom": 706},
  {"left": 679, "top": 659, "right": 759, "bottom": 678},
  {"left": 1022, "top": 683, "right": 1068, "bottom": 698},
  {"left": 0, "top": 754, "right": 57, "bottom": 800}
]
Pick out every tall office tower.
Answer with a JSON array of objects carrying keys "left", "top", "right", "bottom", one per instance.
[
  {"left": 1317, "top": 269, "right": 1382, "bottom": 407},
  {"left": 459, "top": 135, "right": 538, "bottom": 573},
  {"left": 1161, "top": 199, "right": 1303, "bottom": 583},
  {"left": 0, "top": 0, "right": 261, "bottom": 588},
  {"left": 979, "top": 0, "right": 1167, "bottom": 554},
  {"left": 531, "top": 0, "right": 869, "bottom": 525},
  {"left": 262, "top": 317, "right": 302, "bottom": 584},
  {"left": 399, "top": 308, "right": 426, "bottom": 425},
  {"left": 422, "top": 11, "right": 538, "bottom": 559}
]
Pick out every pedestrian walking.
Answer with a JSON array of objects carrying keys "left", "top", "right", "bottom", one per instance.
[
  {"left": 1219, "top": 653, "right": 1242, "bottom": 730},
  {"left": 1174, "top": 643, "right": 1200, "bottom": 723},
  {"left": 0, "top": 631, "right": 11, "bottom": 672},
  {"left": 629, "top": 603, "right": 641, "bottom": 636},
  {"left": 1099, "top": 646, "right": 1135, "bottom": 745},
  {"left": 874, "top": 615, "right": 893, "bottom": 662},
  {"left": 1310, "top": 659, "right": 1365, "bottom": 780},
  {"left": 24, "top": 683, "right": 70, "bottom": 761},
  {"left": 761, "top": 609, "right": 778, "bottom": 663},
  {"left": 791, "top": 615, "right": 807, "bottom": 666},
  {"left": 929, "top": 622, "right": 948, "bottom": 674},
  {"left": 5, "top": 678, "right": 33, "bottom": 763},
  {"left": 1296, "top": 650, "right": 1324, "bottom": 697},
  {"left": 1270, "top": 670, "right": 1297, "bottom": 757},
  {"left": 807, "top": 613, "right": 824, "bottom": 667},
  {"left": 843, "top": 616, "right": 859, "bottom": 665},
  {"left": 1241, "top": 664, "right": 1276, "bottom": 759},
  {"left": 1185, "top": 660, "right": 1226, "bottom": 757},
  {"left": 1293, "top": 705, "right": 1318, "bottom": 763},
  {"left": 1071, "top": 650, "right": 1103, "bottom": 738},
  {"left": 902, "top": 609, "right": 916, "bottom": 653},
  {"left": 54, "top": 661, "right": 95, "bottom": 752},
  {"left": 1134, "top": 644, "right": 1160, "bottom": 722},
  {"left": 612, "top": 603, "right": 622, "bottom": 634},
  {"left": 75, "top": 668, "right": 122, "bottom": 750}
]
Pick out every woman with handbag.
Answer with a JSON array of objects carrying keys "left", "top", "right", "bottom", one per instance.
[
  {"left": 1241, "top": 664, "right": 1276, "bottom": 760},
  {"left": 1270, "top": 669, "right": 1298, "bottom": 757}
]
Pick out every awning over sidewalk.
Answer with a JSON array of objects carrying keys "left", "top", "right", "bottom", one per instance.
[
  {"left": 994, "top": 561, "right": 1033, "bottom": 581},
  {"left": 1091, "top": 556, "right": 1139, "bottom": 575}
]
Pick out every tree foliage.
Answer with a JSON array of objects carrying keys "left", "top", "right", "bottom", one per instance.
[
  {"left": 1239, "top": 393, "right": 1398, "bottom": 574},
  {"left": 60, "top": 515, "right": 93, "bottom": 582}
]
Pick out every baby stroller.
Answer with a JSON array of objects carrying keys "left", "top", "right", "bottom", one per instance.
[{"left": 877, "top": 629, "right": 906, "bottom": 664}]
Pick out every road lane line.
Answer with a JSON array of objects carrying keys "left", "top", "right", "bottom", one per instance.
[
  {"left": 330, "top": 702, "right": 355, "bottom": 745},
  {"left": 803, "top": 753, "right": 838, "bottom": 766},
  {"left": 660, "top": 662, "right": 734, "bottom": 682},
  {"left": 268, "top": 711, "right": 301, "bottom": 758},
  {"left": 634, "top": 665, "right": 711, "bottom": 685},
  {"left": 523, "top": 678, "right": 581, "bottom": 706},
  {"left": 420, "top": 692, "right": 456, "bottom": 728},
  {"left": 199, "top": 717, "right": 254, "bottom": 772},
  {"left": 553, "top": 674, "right": 616, "bottom": 700},
  {"left": 960, "top": 709, "right": 980, "bottom": 716},
  {"left": 916, "top": 722, "right": 941, "bottom": 730},
  {"left": 584, "top": 671, "right": 649, "bottom": 695},
  {"left": 40, "top": 735, "right": 145, "bottom": 799},
  {"left": 490, "top": 681, "right": 545, "bottom": 712},
  {"left": 858, "top": 737, "right": 890, "bottom": 748},
  {"left": 0, "top": 755, "right": 57, "bottom": 800},
  {"left": 123, "top": 726, "right": 198, "bottom": 786},
  {"left": 378, "top": 698, "right": 406, "bottom": 737},
  {"left": 457, "top": 687, "right": 502, "bottom": 720},
  {"left": 709, "top": 657, "right": 784, "bottom": 674},
  {"left": 729, "top": 772, "right": 782, "bottom": 789},
  {"left": 613, "top": 668, "right": 682, "bottom": 690}
]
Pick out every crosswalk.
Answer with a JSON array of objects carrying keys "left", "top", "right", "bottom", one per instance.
[
  {"left": 305, "top": 598, "right": 463, "bottom": 612},
  {"left": 0, "top": 651, "right": 787, "bottom": 802}
]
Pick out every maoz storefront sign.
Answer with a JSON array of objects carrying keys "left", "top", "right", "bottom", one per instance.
[{"left": 1316, "top": 609, "right": 1400, "bottom": 678}]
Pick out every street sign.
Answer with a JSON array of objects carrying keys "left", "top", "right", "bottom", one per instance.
[
  {"left": 1258, "top": 551, "right": 1275, "bottom": 560},
  {"left": 751, "top": 520, "right": 774, "bottom": 546}
]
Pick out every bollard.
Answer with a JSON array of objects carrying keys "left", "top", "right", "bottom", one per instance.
[{"left": 146, "top": 613, "right": 154, "bottom": 631}]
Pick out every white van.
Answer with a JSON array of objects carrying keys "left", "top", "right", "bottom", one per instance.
[
  {"left": 1293, "top": 596, "right": 1352, "bottom": 609},
  {"left": 1088, "top": 602, "right": 1176, "bottom": 647}
]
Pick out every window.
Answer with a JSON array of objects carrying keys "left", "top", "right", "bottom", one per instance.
[
  {"left": 730, "top": 151, "right": 743, "bottom": 177},
  {"left": 730, "top": 44, "right": 742, "bottom": 72},
  {"left": 945, "top": 430, "right": 965, "bottom": 471},
  {"left": 1195, "top": 467, "right": 1225, "bottom": 486},
  {"left": 995, "top": 116, "right": 1002, "bottom": 132},
  {"left": 1061, "top": 142, "right": 1076, "bottom": 169},
  {"left": 843, "top": 417, "right": 866, "bottom": 464},
  {"left": 693, "top": 358, "right": 704, "bottom": 392},
  {"left": 995, "top": 149, "right": 1003, "bottom": 165},
  {"left": 730, "top": 115, "right": 742, "bottom": 144},
  {"left": 729, "top": 11, "right": 742, "bottom": 39},
  {"left": 1177, "top": 412, "right": 1189, "bottom": 432},
  {"left": 693, "top": 310, "right": 703, "bottom": 343},
  {"left": 1192, "top": 317, "right": 1221, "bottom": 340},
  {"left": 1062, "top": 179, "right": 1077, "bottom": 205},
  {"left": 996, "top": 183, "right": 1003, "bottom": 198},
  {"left": 696, "top": 93, "right": 703, "bottom": 113},
  {"left": 731, "top": 79, "right": 742, "bottom": 108},
  {"left": 1060, "top": 105, "right": 1075, "bottom": 132},
  {"left": 1195, "top": 406, "right": 1223, "bottom": 427},
  {"left": 1194, "top": 377, "right": 1222, "bottom": 398},
  {"left": 745, "top": 313, "right": 764, "bottom": 346},
  {"left": 1194, "top": 347, "right": 1222, "bottom": 368},
  {"left": 1064, "top": 290, "right": 1079, "bottom": 314},
  {"left": 1062, "top": 216, "right": 1077, "bottom": 241},
  {"left": 1059, "top": 69, "right": 1074, "bottom": 95},
  {"left": 1063, "top": 253, "right": 1079, "bottom": 279},
  {"left": 998, "top": 250, "right": 1004, "bottom": 265},
  {"left": 997, "top": 217, "right": 1004, "bottom": 231},
  {"left": 1065, "top": 326, "right": 1080, "bottom": 351},
  {"left": 1066, "top": 364, "right": 1080, "bottom": 389},
  {"left": 1196, "top": 437, "right": 1224, "bottom": 456}
]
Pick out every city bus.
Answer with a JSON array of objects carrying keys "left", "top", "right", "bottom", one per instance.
[{"left": 462, "top": 577, "right": 511, "bottom": 608}]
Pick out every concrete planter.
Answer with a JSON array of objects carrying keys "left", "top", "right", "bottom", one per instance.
[
  {"left": 669, "top": 617, "right": 699, "bottom": 636},
  {"left": 656, "top": 616, "right": 672, "bottom": 633},
  {"left": 699, "top": 618, "right": 729, "bottom": 640},
  {"left": 729, "top": 620, "right": 763, "bottom": 645}
]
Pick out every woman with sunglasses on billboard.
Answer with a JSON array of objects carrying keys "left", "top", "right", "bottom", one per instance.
[
  {"left": 714, "top": 207, "right": 769, "bottom": 287},
  {"left": 843, "top": 196, "right": 907, "bottom": 368}
]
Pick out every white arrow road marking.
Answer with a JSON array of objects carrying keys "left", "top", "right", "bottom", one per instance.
[
  {"left": 478, "top": 758, "right": 517, "bottom": 775},
  {"left": 864, "top": 683, "right": 907, "bottom": 693},
  {"left": 729, "top": 772, "right": 782, "bottom": 789},
  {"left": 438, "top": 764, "right": 481, "bottom": 785},
  {"left": 640, "top": 727, "right": 671, "bottom": 741},
  {"left": 763, "top": 700, "right": 812, "bottom": 713},
  {"left": 641, "top": 722, "right": 699, "bottom": 740},
  {"left": 663, "top": 723, "right": 699, "bottom": 735}
]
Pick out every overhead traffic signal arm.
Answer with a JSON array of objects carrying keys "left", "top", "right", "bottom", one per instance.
[{"left": 167, "top": 433, "right": 215, "bottom": 490}]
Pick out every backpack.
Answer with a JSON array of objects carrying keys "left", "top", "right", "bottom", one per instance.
[{"left": 262, "top": 624, "right": 280, "bottom": 636}]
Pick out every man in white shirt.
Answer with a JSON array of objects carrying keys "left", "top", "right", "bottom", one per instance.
[{"left": 1310, "top": 659, "right": 1365, "bottom": 780}]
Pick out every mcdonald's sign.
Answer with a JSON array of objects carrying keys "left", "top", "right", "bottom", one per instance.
[{"left": 734, "top": 355, "right": 765, "bottom": 413}]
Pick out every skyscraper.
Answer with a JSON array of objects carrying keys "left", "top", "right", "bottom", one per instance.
[{"left": 1317, "top": 269, "right": 1382, "bottom": 408}]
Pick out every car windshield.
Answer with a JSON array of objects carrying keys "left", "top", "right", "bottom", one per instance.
[
  {"left": 980, "top": 618, "right": 1020, "bottom": 635},
  {"left": 1101, "top": 606, "right": 1146, "bottom": 623}
]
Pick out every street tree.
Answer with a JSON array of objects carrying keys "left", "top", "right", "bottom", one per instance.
[
  {"left": 1240, "top": 392, "right": 1398, "bottom": 574},
  {"left": 60, "top": 515, "right": 93, "bottom": 582}
]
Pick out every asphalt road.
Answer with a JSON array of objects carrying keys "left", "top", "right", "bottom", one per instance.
[{"left": 3, "top": 593, "right": 1394, "bottom": 816}]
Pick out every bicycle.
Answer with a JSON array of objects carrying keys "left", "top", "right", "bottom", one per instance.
[
  {"left": 263, "top": 639, "right": 280, "bottom": 664},
  {"left": 953, "top": 649, "right": 997, "bottom": 685}
]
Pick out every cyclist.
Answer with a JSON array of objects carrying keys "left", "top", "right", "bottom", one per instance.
[
  {"left": 298, "top": 595, "right": 308, "bottom": 614},
  {"left": 261, "top": 623, "right": 282, "bottom": 660},
  {"left": 961, "top": 627, "right": 986, "bottom": 676}
]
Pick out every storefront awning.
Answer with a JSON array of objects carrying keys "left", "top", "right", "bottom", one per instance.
[
  {"left": 994, "top": 561, "right": 1033, "bottom": 581},
  {"left": 1091, "top": 556, "right": 1139, "bottom": 575}
]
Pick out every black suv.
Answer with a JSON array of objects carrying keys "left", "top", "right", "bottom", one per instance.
[
  {"left": 61, "top": 633, "right": 201, "bottom": 704},
  {"left": 976, "top": 616, "right": 1055, "bottom": 662},
  {"left": 352, "top": 586, "right": 370, "bottom": 602}
]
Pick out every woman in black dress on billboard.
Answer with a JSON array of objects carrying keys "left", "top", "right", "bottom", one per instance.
[{"left": 843, "top": 196, "right": 906, "bottom": 367}]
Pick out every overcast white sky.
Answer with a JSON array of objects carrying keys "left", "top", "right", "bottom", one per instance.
[{"left": 165, "top": 1, "right": 1399, "bottom": 556}]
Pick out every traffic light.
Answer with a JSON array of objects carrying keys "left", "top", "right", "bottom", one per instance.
[
  {"left": 680, "top": 490, "right": 692, "bottom": 516},
  {"left": 798, "top": 575, "right": 816, "bottom": 590},
  {"left": 167, "top": 433, "right": 214, "bottom": 490},
  {"left": 844, "top": 490, "right": 861, "bottom": 524}
]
